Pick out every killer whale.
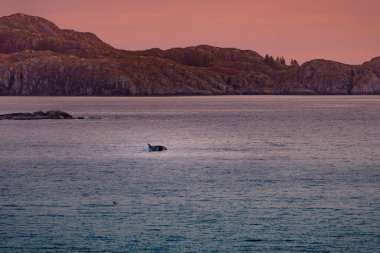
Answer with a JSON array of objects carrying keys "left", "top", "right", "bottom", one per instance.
[{"left": 148, "top": 143, "right": 167, "bottom": 152}]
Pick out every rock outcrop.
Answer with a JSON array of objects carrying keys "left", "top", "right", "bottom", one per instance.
[
  {"left": 351, "top": 57, "right": 380, "bottom": 94},
  {"left": 278, "top": 60, "right": 355, "bottom": 94},
  {"left": 0, "top": 13, "right": 379, "bottom": 95},
  {"left": 0, "top": 13, "right": 125, "bottom": 58},
  {"left": 0, "top": 110, "right": 74, "bottom": 120}
]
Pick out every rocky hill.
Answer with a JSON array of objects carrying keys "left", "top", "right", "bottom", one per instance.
[
  {"left": 0, "top": 13, "right": 126, "bottom": 58},
  {"left": 0, "top": 13, "right": 379, "bottom": 95}
]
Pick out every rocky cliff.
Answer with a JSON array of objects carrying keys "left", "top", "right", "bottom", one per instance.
[{"left": 0, "top": 13, "right": 379, "bottom": 95}]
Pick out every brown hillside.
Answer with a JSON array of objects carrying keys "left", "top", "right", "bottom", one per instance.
[{"left": 0, "top": 13, "right": 379, "bottom": 95}]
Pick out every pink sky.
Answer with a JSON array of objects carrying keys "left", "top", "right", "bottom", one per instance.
[{"left": 1, "top": 0, "right": 379, "bottom": 64}]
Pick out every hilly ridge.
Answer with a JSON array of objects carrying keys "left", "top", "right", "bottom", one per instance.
[{"left": 0, "top": 13, "right": 379, "bottom": 95}]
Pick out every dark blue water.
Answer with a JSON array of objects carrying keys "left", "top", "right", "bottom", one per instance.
[{"left": 1, "top": 96, "right": 379, "bottom": 252}]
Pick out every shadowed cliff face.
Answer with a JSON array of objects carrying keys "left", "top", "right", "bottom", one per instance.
[
  {"left": 0, "top": 50, "right": 226, "bottom": 96},
  {"left": 0, "top": 13, "right": 379, "bottom": 95},
  {"left": 278, "top": 60, "right": 355, "bottom": 95},
  {"left": 352, "top": 57, "right": 380, "bottom": 94}
]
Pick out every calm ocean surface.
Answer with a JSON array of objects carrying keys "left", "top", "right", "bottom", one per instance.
[{"left": 0, "top": 96, "right": 379, "bottom": 252}]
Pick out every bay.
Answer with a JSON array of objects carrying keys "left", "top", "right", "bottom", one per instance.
[{"left": 0, "top": 96, "right": 379, "bottom": 252}]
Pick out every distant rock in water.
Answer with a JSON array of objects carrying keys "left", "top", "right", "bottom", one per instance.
[{"left": 0, "top": 110, "right": 75, "bottom": 120}]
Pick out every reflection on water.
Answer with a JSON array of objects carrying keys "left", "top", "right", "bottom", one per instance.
[{"left": 1, "top": 96, "right": 380, "bottom": 252}]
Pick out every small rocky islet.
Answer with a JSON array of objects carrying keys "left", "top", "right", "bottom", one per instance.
[{"left": 0, "top": 110, "right": 77, "bottom": 120}]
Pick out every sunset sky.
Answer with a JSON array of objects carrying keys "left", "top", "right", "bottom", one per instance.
[{"left": 1, "top": 0, "right": 379, "bottom": 64}]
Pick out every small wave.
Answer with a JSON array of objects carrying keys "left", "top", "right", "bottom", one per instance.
[
  {"left": 36, "top": 213, "right": 66, "bottom": 218},
  {"left": 244, "top": 238, "right": 264, "bottom": 242},
  {"left": 2, "top": 204, "right": 18, "bottom": 207},
  {"left": 166, "top": 235, "right": 186, "bottom": 242},
  {"left": 84, "top": 203, "right": 117, "bottom": 208},
  {"left": 145, "top": 228, "right": 161, "bottom": 232}
]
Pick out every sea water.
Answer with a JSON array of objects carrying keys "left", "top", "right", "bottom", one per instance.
[{"left": 0, "top": 96, "right": 379, "bottom": 252}]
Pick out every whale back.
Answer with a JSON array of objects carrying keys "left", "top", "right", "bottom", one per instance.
[{"left": 148, "top": 143, "right": 167, "bottom": 152}]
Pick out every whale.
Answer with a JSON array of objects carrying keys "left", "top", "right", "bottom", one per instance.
[{"left": 148, "top": 143, "right": 167, "bottom": 152}]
